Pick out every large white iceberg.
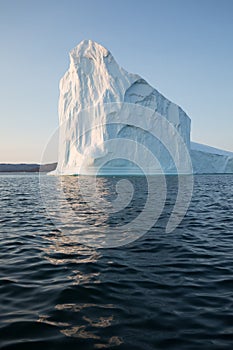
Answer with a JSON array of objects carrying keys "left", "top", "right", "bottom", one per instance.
[{"left": 52, "top": 40, "right": 233, "bottom": 175}]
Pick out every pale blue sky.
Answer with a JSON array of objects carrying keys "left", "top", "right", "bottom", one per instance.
[{"left": 0, "top": 0, "right": 233, "bottom": 163}]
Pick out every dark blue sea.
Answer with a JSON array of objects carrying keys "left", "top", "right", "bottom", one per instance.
[{"left": 1, "top": 174, "right": 233, "bottom": 349}]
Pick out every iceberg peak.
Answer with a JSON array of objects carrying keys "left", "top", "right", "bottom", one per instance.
[{"left": 69, "top": 39, "right": 110, "bottom": 62}]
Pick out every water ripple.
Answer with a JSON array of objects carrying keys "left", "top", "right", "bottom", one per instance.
[{"left": 1, "top": 174, "right": 233, "bottom": 349}]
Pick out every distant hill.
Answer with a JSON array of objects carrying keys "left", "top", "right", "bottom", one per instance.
[{"left": 0, "top": 163, "right": 57, "bottom": 173}]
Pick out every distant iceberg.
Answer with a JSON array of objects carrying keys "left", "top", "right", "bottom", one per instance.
[{"left": 51, "top": 40, "right": 233, "bottom": 175}]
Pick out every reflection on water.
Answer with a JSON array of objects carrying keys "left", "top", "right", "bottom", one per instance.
[
  {"left": 55, "top": 304, "right": 122, "bottom": 347},
  {"left": 39, "top": 217, "right": 120, "bottom": 346},
  {"left": 42, "top": 233, "right": 101, "bottom": 265},
  {"left": 40, "top": 175, "right": 172, "bottom": 247}
]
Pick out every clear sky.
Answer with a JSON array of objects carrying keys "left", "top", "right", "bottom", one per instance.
[{"left": 0, "top": 0, "right": 233, "bottom": 163}]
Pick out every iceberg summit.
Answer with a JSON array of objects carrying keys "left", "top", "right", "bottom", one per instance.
[{"left": 52, "top": 40, "right": 233, "bottom": 175}]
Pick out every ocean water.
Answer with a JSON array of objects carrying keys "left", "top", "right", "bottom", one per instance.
[{"left": 1, "top": 174, "right": 233, "bottom": 349}]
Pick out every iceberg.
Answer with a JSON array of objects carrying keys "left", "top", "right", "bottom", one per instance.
[
  {"left": 52, "top": 39, "right": 233, "bottom": 175},
  {"left": 191, "top": 142, "right": 233, "bottom": 174}
]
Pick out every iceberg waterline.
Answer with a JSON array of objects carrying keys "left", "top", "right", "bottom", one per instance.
[{"left": 51, "top": 40, "right": 233, "bottom": 175}]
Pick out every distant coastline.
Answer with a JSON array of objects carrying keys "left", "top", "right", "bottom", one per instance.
[{"left": 0, "top": 163, "right": 57, "bottom": 172}]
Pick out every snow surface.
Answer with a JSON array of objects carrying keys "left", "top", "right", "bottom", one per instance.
[{"left": 52, "top": 40, "right": 233, "bottom": 175}]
